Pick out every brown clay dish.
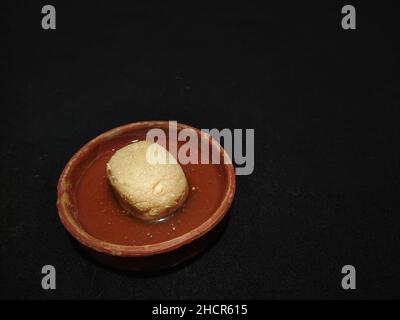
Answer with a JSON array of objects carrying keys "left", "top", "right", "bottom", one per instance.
[{"left": 57, "top": 121, "right": 235, "bottom": 270}]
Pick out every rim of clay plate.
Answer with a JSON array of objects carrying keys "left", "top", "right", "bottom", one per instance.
[{"left": 57, "top": 121, "right": 236, "bottom": 257}]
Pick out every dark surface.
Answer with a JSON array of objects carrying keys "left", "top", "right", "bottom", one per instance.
[{"left": 1, "top": 1, "right": 399, "bottom": 299}]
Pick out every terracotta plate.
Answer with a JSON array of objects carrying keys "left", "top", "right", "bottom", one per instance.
[{"left": 57, "top": 121, "right": 236, "bottom": 270}]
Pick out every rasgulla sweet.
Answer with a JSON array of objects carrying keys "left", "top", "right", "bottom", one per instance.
[{"left": 106, "top": 141, "right": 189, "bottom": 221}]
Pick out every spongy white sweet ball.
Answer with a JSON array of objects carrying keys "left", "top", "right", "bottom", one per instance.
[{"left": 106, "top": 141, "right": 189, "bottom": 221}]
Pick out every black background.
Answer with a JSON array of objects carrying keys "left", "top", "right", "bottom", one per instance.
[{"left": 1, "top": 1, "right": 399, "bottom": 299}]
